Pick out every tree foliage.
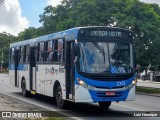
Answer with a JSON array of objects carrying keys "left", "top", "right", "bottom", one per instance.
[
  {"left": 0, "top": 0, "right": 160, "bottom": 70},
  {"left": 39, "top": 0, "right": 160, "bottom": 70},
  {"left": 0, "top": 32, "right": 16, "bottom": 67}
]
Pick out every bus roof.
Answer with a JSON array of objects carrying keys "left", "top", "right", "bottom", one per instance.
[{"left": 10, "top": 26, "right": 131, "bottom": 48}]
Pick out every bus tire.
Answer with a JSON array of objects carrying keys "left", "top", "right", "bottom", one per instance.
[
  {"left": 56, "top": 86, "right": 66, "bottom": 109},
  {"left": 21, "top": 80, "right": 30, "bottom": 97},
  {"left": 98, "top": 101, "right": 111, "bottom": 111}
]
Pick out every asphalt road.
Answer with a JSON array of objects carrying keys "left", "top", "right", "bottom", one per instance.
[{"left": 0, "top": 73, "right": 160, "bottom": 120}]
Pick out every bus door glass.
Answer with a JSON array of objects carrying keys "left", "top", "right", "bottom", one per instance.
[
  {"left": 14, "top": 48, "right": 20, "bottom": 87},
  {"left": 29, "top": 47, "right": 36, "bottom": 91},
  {"left": 66, "top": 41, "right": 75, "bottom": 99}
]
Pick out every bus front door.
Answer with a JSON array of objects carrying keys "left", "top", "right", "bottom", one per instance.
[
  {"left": 66, "top": 42, "right": 75, "bottom": 100},
  {"left": 14, "top": 49, "right": 19, "bottom": 87},
  {"left": 29, "top": 47, "right": 36, "bottom": 91}
]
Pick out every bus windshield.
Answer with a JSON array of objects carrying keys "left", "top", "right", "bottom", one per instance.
[{"left": 77, "top": 42, "right": 133, "bottom": 74}]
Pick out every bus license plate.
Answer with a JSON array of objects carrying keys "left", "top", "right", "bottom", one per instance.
[{"left": 106, "top": 92, "right": 115, "bottom": 96}]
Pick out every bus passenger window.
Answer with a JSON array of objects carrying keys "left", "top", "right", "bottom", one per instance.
[
  {"left": 39, "top": 42, "right": 44, "bottom": 62},
  {"left": 54, "top": 40, "right": 58, "bottom": 61},
  {"left": 26, "top": 45, "right": 30, "bottom": 62},
  {"left": 48, "top": 52, "right": 54, "bottom": 61},
  {"left": 57, "top": 39, "right": 63, "bottom": 62},
  {"left": 23, "top": 46, "right": 26, "bottom": 62},
  {"left": 37, "top": 43, "right": 40, "bottom": 62},
  {"left": 20, "top": 47, "right": 24, "bottom": 63},
  {"left": 43, "top": 42, "right": 48, "bottom": 62},
  {"left": 11, "top": 48, "right": 15, "bottom": 63},
  {"left": 47, "top": 40, "right": 54, "bottom": 62}
]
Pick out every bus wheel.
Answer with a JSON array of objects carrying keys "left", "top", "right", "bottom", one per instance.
[
  {"left": 98, "top": 102, "right": 111, "bottom": 111},
  {"left": 56, "top": 86, "right": 66, "bottom": 109},
  {"left": 21, "top": 80, "right": 30, "bottom": 97}
]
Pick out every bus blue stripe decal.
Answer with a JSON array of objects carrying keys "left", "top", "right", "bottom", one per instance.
[
  {"left": 75, "top": 70, "right": 134, "bottom": 102},
  {"left": 9, "top": 64, "right": 25, "bottom": 71}
]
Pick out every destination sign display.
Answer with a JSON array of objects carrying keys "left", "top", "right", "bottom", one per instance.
[
  {"left": 78, "top": 28, "right": 132, "bottom": 39},
  {"left": 91, "top": 31, "right": 122, "bottom": 37}
]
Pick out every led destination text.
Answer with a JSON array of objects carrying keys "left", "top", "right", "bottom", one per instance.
[{"left": 91, "top": 31, "right": 122, "bottom": 37}]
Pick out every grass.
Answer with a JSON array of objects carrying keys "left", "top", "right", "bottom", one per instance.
[
  {"left": 0, "top": 70, "right": 9, "bottom": 74},
  {"left": 136, "top": 86, "right": 160, "bottom": 94}
]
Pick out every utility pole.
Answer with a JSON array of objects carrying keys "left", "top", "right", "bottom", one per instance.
[{"left": 0, "top": 49, "right": 3, "bottom": 71}]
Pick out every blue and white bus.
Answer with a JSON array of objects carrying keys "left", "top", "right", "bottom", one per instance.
[{"left": 9, "top": 26, "right": 136, "bottom": 110}]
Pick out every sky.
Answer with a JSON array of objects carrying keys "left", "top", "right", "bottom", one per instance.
[
  {"left": 0, "top": 0, "right": 159, "bottom": 36},
  {"left": 0, "top": 0, "right": 62, "bottom": 36}
]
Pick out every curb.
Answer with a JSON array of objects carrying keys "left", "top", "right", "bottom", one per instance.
[
  {"left": 137, "top": 80, "right": 160, "bottom": 84},
  {"left": 136, "top": 92, "right": 160, "bottom": 97},
  {"left": 136, "top": 85, "right": 160, "bottom": 89}
]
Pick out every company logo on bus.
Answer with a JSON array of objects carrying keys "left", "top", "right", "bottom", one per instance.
[{"left": 46, "top": 67, "right": 56, "bottom": 75}]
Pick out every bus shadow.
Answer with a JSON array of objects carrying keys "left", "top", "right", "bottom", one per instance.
[{"left": 13, "top": 92, "right": 132, "bottom": 117}]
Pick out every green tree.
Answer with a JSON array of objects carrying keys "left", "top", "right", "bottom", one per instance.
[
  {"left": 0, "top": 32, "right": 16, "bottom": 67},
  {"left": 39, "top": 0, "right": 160, "bottom": 70},
  {"left": 1, "top": 0, "right": 160, "bottom": 70},
  {"left": 18, "top": 27, "right": 39, "bottom": 41}
]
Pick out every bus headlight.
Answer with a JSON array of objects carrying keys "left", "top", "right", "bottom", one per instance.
[
  {"left": 77, "top": 78, "right": 95, "bottom": 90},
  {"left": 125, "top": 79, "right": 137, "bottom": 89},
  {"left": 132, "top": 80, "right": 136, "bottom": 85},
  {"left": 77, "top": 78, "right": 84, "bottom": 85}
]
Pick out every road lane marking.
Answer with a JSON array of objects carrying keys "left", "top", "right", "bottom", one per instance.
[
  {"left": 112, "top": 103, "right": 145, "bottom": 111},
  {"left": 0, "top": 91, "right": 84, "bottom": 120}
]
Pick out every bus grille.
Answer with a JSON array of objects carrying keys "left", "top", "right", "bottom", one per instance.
[
  {"left": 78, "top": 72, "right": 134, "bottom": 81},
  {"left": 86, "top": 75, "right": 133, "bottom": 81},
  {"left": 94, "top": 86, "right": 124, "bottom": 89}
]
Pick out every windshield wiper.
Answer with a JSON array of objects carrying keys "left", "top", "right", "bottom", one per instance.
[{"left": 92, "top": 42, "right": 106, "bottom": 64}]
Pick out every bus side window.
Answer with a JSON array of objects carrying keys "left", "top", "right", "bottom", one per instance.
[
  {"left": 23, "top": 46, "right": 26, "bottom": 62},
  {"left": 54, "top": 40, "right": 58, "bottom": 61},
  {"left": 11, "top": 48, "right": 15, "bottom": 63},
  {"left": 44, "top": 42, "right": 48, "bottom": 62},
  {"left": 48, "top": 52, "right": 54, "bottom": 62},
  {"left": 37, "top": 43, "right": 40, "bottom": 62},
  {"left": 48, "top": 40, "right": 54, "bottom": 62},
  {"left": 20, "top": 46, "right": 24, "bottom": 63},
  {"left": 39, "top": 42, "right": 44, "bottom": 62},
  {"left": 57, "top": 39, "right": 64, "bottom": 62},
  {"left": 18, "top": 47, "right": 21, "bottom": 63},
  {"left": 26, "top": 45, "right": 30, "bottom": 63}
]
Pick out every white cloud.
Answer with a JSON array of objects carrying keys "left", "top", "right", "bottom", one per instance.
[
  {"left": 47, "top": 0, "right": 62, "bottom": 7},
  {"left": 0, "top": 0, "right": 29, "bottom": 36},
  {"left": 140, "top": 0, "right": 160, "bottom": 4}
]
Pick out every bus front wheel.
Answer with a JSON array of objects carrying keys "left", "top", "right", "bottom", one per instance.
[
  {"left": 98, "top": 102, "right": 111, "bottom": 111},
  {"left": 21, "top": 80, "right": 30, "bottom": 97},
  {"left": 56, "top": 86, "right": 66, "bottom": 109}
]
